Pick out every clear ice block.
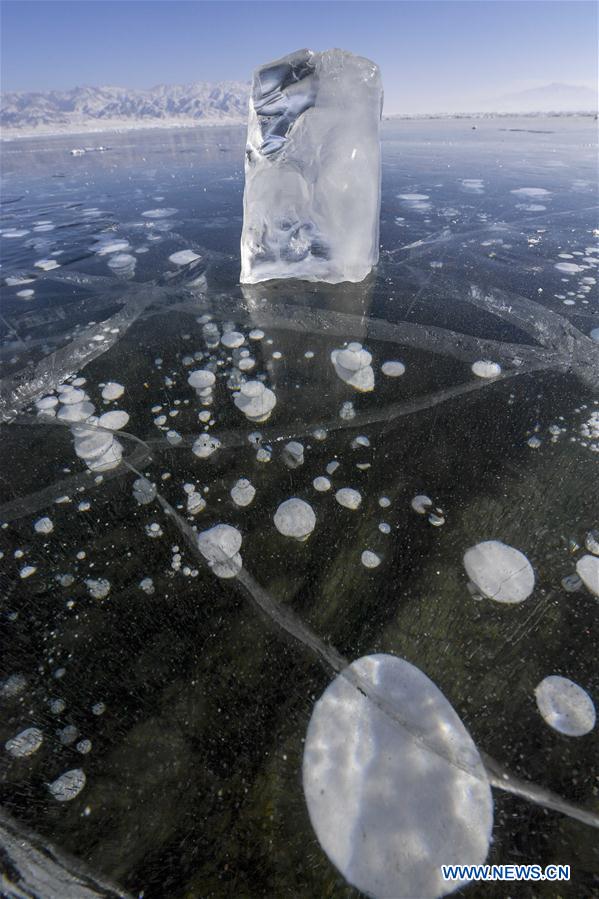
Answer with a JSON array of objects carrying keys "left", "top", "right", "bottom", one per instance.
[{"left": 240, "top": 48, "right": 383, "bottom": 285}]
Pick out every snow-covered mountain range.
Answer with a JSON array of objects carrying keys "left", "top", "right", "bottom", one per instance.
[
  {"left": 0, "top": 82, "right": 251, "bottom": 137},
  {"left": 1, "top": 80, "right": 596, "bottom": 138}
]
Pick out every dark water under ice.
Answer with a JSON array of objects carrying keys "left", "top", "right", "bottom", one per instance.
[{"left": 0, "top": 118, "right": 598, "bottom": 898}]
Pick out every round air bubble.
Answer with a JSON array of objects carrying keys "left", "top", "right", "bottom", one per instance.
[
  {"left": 188, "top": 369, "right": 216, "bottom": 390},
  {"left": 361, "top": 550, "right": 381, "bottom": 568},
  {"left": 335, "top": 488, "right": 361, "bottom": 510},
  {"left": 101, "top": 382, "right": 124, "bottom": 401},
  {"left": 192, "top": 434, "right": 221, "bottom": 459},
  {"left": 48, "top": 768, "right": 86, "bottom": 802},
  {"left": 230, "top": 478, "right": 256, "bottom": 507},
  {"left": 5, "top": 727, "right": 43, "bottom": 758},
  {"left": 463, "top": 540, "right": 534, "bottom": 603},
  {"left": 471, "top": 360, "right": 501, "bottom": 379},
  {"left": 535, "top": 675, "right": 596, "bottom": 736},
  {"left": 576, "top": 554, "right": 599, "bottom": 596},
  {"left": 57, "top": 402, "right": 95, "bottom": 423},
  {"left": 97, "top": 411, "right": 129, "bottom": 430},
  {"left": 303, "top": 654, "right": 493, "bottom": 899},
  {"left": 274, "top": 498, "right": 316, "bottom": 541},
  {"left": 381, "top": 360, "right": 406, "bottom": 377}
]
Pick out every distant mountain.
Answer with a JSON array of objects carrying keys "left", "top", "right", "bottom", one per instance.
[
  {"left": 491, "top": 82, "right": 597, "bottom": 114},
  {"left": 0, "top": 82, "right": 251, "bottom": 137},
  {"left": 1, "top": 80, "right": 596, "bottom": 137}
]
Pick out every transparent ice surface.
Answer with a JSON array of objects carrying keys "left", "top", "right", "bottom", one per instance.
[
  {"left": 0, "top": 119, "right": 598, "bottom": 897},
  {"left": 240, "top": 49, "right": 382, "bottom": 284}
]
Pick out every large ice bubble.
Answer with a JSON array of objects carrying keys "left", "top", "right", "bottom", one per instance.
[
  {"left": 302, "top": 654, "right": 493, "bottom": 898},
  {"left": 241, "top": 48, "right": 382, "bottom": 284},
  {"left": 463, "top": 540, "right": 535, "bottom": 604}
]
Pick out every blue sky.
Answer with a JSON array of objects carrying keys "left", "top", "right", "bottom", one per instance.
[{"left": 1, "top": 1, "right": 597, "bottom": 112}]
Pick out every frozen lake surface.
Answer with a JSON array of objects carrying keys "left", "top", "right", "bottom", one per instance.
[{"left": 0, "top": 117, "right": 598, "bottom": 898}]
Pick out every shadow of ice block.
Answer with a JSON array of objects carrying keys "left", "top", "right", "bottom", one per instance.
[{"left": 240, "top": 48, "right": 382, "bottom": 285}]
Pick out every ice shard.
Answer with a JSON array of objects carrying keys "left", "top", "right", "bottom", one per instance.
[{"left": 240, "top": 48, "right": 383, "bottom": 285}]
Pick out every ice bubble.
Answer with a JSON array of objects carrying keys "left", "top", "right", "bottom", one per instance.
[
  {"left": 274, "top": 498, "right": 316, "bottom": 541},
  {"left": 169, "top": 250, "right": 201, "bottom": 265},
  {"left": 361, "top": 550, "right": 381, "bottom": 568},
  {"left": 381, "top": 360, "right": 406, "bottom": 377},
  {"left": 555, "top": 262, "right": 585, "bottom": 274},
  {"left": 589, "top": 328, "right": 599, "bottom": 343},
  {"left": 379, "top": 522, "right": 391, "bottom": 534},
  {"left": 463, "top": 540, "right": 534, "bottom": 604},
  {"left": 3, "top": 228, "right": 30, "bottom": 238},
  {"left": 187, "top": 491, "right": 206, "bottom": 515},
  {"left": 48, "top": 768, "right": 86, "bottom": 802},
  {"left": 283, "top": 441, "right": 305, "bottom": 468},
  {"left": 535, "top": 676, "right": 595, "bottom": 736},
  {"left": 101, "top": 382, "right": 124, "bottom": 401},
  {"left": 95, "top": 240, "right": 130, "bottom": 256},
  {"left": 312, "top": 427, "right": 328, "bottom": 441},
  {"left": 230, "top": 478, "right": 256, "bottom": 507},
  {"left": 576, "top": 554, "right": 599, "bottom": 596},
  {"left": 379, "top": 496, "right": 391, "bottom": 508},
  {"left": 141, "top": 207, "right": 177, "bottom": 218},
  {"left": 85, "top": 578, "right": 111, "bottom": 599},
  {"left": 256, "top": 447, "right": 272, "bottom": 463},
  {"left": 411, "top": 495, "right": 433, "bottom": 514},
  {"left": 166, "top": 430, "right": 182, "bottom": 445},
  {"left": 86, "top": 439, "right": 123, "bottom": 472},
  {"left": 57, "top": 401, "right": 95, "bottom": 423},
  {"left": 313, "top": 476, "right": 331, "bottom": 492},
  {"left": 77, "top": 739, "right": 92, "bottom": 754},
  {"left": 58, "top": 387, "right": 87, "bottom": 405},
  {"left": 303, "top": 654, "right": 493, "bottom": 899},
  {"left": 192, "top": 433, "right": 221, "bottom": 459},
  {"left": 19, "top": 565, "right": 37, "bottom": 579},
  {"left": 36, "top": 396, "right": 59, "bottom": 411},
  {"left": 74, "top": 429, "right": 114, "bottom": 461},
  {"left": 585, "top": 530, "right": 599, "bottom": 556},
  {"left": 97, "top": 410, "right": 129, "bottom": 430},
  {"left": 91, "top": 702, "right": 106, "bottom": 715},
  {"left": 335, "top": 488, "right": 362, "bottom": 510},
  {"left": 34, "top": 259, "right": 60, "bottom": 271},
  {"left": 5, "top": 727, "right": 43, "bottom": 758},
  {"left": 249, "top": 328, "right": 265, "bottom": 340},
  {"left": 221, "top": 331, "right": 245, "bottom": 349},
  {"left": 510, "top": 187, "right": 550, "bottom": 197},
  {"left": 527, "top": 435, "right": 542, "bottom": 449},
  {"left": 326, "top": 460, "right": 340, "bottom": 475},
  {"left": 133, "top": 477, "right": 157, "bottom": 505},
  {"left": 188, "top": 369, "right": 216, "bottom": 390},
  {"left": 139, "top": 577, "right": 155, "bottom": 595},
  {"left": 1, "top": 674, "right": 27, "bottom": 697},
  {"left": 107, "top": 253, "right": 136, "bottom": 276},
  {"left": 17, "top": 288, "right": 34, "bottom": 299},
  {"left": 234, "top": 380, "right": 277, "bottom": 422},
  {"left": 471, "top": 360, "right": 501, "bottom": 379},
  {"left": 197, "top": 524, "right": 243, "bottom": 578},
  {"left": 331, "top": 343, "right": 374, "bottom": 392},
  {"left": 339, "top": 401, "right": 356, "bottom": 420},
  {"left": 59, "top": 724, "right": 79, "bottom": 745},
  {"left": 351, "top": 435, "right": 370, "bottom": 449},
  {"left": 145, "top": 523, "right": 163, "bottom": 538},
  {"left": 34, "top": 517, "right": 53, "bottom": 535}
]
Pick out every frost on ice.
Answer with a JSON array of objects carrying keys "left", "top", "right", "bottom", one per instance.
[
  {"left": 240, "top": 48, "right": 382, "bottom": 285},
  {"left": 302, "top": 654, "right": 493, "bottom": 898}
]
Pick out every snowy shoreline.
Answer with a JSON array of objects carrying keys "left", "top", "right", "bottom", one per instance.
[{"left": 1, "top": 110, "right": 595, "bottom": 142}]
